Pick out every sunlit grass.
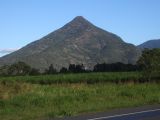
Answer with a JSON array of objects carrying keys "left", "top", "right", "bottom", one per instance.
[{"left": 0, "top": 81, "right": 160, "bottom": 120}]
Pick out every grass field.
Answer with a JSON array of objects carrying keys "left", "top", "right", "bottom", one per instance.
[
  {"left": 0, "top": 72, "right": 143, "bottom": 84},
  {"left": 0, "top": 72, "right": 160, "bottom": 120}
]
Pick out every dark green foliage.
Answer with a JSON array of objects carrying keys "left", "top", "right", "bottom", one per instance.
[
  {"left": 93, "top": 62, "right": 139, "bottom": 72},
  {"left": 68, "top": 64, "right": 76, "bottom": 72},
  {"left": 68, "top": 64, "right": 85, "bottom": 73},
  {"left": 45, "top": 64, "right": 57, "bottom": 74},
  {"left": 0, "top": 61, "right": 141, "bottom": 76},
  {"left": 137, "top": 48, "right": 160, "bottom": 80},
  {"left": 0, "top": 65, "right": 9, "bottom": 76},
  {"left": 0, "top": 62, "right": 40, "bottom": 76},
  {"left": 7, "top": 62, "right": 31, "bottom": 76},
  {"left": 60, "top": 67, "right": 68, "bottom": 73},
  {"left": 29, "top": 68, "right": 40, "bottom": 75}
]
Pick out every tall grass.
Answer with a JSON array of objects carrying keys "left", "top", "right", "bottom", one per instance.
[
  {"left": 0, "top": 82, "right": 160, "bottom": 120},
  {"left": 0, "top": 72, "right": 159, "bottom": 120}
]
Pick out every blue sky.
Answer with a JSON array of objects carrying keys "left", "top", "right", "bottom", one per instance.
[{"left": 0, "top": 0, "right": 160, "bottom": 56}]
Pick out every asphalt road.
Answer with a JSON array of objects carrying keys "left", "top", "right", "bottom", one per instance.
[{"left": 54, "top": 105, "right": 160, "bottom": 120}]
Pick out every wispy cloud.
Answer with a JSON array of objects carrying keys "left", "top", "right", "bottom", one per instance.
[
  {"left": 0, "top": 49, "right": 17, "bottom": 54},
  {"left": 0, "top": 48, "right": 19, "bottom": 57}
]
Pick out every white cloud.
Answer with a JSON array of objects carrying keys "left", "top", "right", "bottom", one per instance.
[{"left": 0, "top": 48, "right": 19, "bottom": 57}]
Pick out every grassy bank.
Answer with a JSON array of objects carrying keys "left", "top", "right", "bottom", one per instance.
[{"left": 0, "top": 81, "right": 160, "bottom": 120}]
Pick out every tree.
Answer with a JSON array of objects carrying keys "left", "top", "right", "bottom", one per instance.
[
  {"left": 68, "top": 64, "right": 85, "bottom": 73},
  {"left": 75, "top": 64, "right": 85, "bottom": 73},
  {"left": 29, "top": 68, "right": 40, "bottom": 75},
  {"left": 8, "top": 61, "right": 31, "bottom": 76},
  {"left": 60, "top": 67, "right": 68, "bottom": 73},
  {"left": 0, "top": 65, "right": 10, "bottom": 76},
  {"left": 137, "top": 48, "right": 160, "bottom": 81},
  {"left": 93, "top": 62, "right": 138, "bottom": 72},
  {"left": 45, "top": 64, "right": 57, "bottom": 74},
  {"left": 68, "top": 64, "right": 76, "bottom": 72}
]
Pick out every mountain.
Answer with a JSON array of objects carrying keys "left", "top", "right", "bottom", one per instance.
[
  {"left": 0, "top": 16, "right": 141, "bottom": 70},
  {"left": 138, "top": 39, "right": 160, "bottom": 49}
]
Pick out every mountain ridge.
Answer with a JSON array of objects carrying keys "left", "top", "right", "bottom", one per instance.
[
  {"left": 0, "top": 16, "right": 141, "bottom": 70},
  {"left": 137, "top": 39, "right": 160, "bottom": 49}
]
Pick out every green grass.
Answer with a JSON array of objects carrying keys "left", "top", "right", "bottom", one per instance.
[
  {"left": 0, "top": 81, "right": 160, "bottom": 120},
  {"left": 0, "top": 72, "right": 160, "bottom": 120},
  {"left": 0, "top": 72, "right": 142, "bottom": 84}
]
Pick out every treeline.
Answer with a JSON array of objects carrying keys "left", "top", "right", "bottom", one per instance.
[
  {"left": 0, "top": 48, "right": 160, "bottom": 81},
  {"left": 0, "top": 62, "right": 139, "bottom": 76},
  {"left": 0, "top": 62, "right": 40, "bottom": 76},
  {"left": 93, "top": 62, "right": 140, "bottom": 72}
]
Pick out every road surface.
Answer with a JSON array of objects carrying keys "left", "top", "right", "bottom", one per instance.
[{"left": 53, "top": 105, "right": 160, "bottom": 120}]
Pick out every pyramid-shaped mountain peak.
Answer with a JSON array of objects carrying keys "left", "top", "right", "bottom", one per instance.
[
  {"left": 63, "top": 16, "right": 93, "bottom": 30},
  {"left": 72, "top": 16, "right": 89, "bottom": 22},
  {"left": 0, "top": 16, "right": 141, "bottom": 71}
]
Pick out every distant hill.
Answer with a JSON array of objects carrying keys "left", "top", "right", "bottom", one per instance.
[
  {"left": 137, "top": 39, "right": 160, "bottom": 49},
  {"left": 0, "top": 16, "right": 141, "bottom": 71}
]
